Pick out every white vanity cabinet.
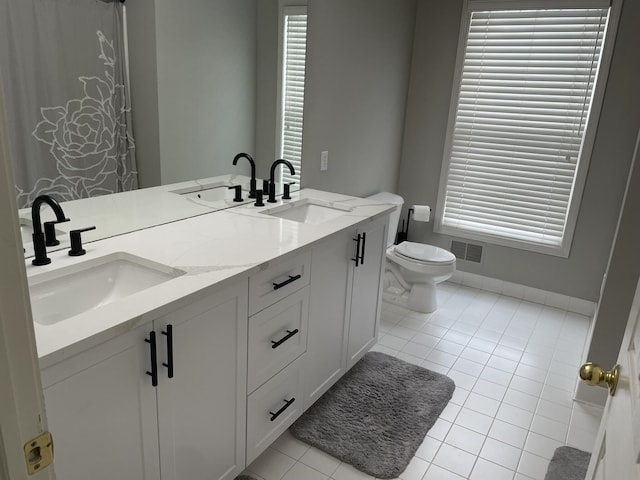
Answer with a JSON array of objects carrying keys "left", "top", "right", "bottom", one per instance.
[
  {"left": 41, "top": 280, "right": 248, "bottom": 480},
  {"left": 304, "top": 214, "right": 389, "bottom": 408},
  {"left": 346, "top": 215, "right": 388, "bottom": 368},
  {"left": 245, "top": 250, "right": 311, "bottom": 464}
]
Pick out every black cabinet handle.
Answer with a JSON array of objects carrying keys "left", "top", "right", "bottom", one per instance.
[
  {"left": 273, "top": 274, "right": 301, "bottom": 290},
  {"left": 359, "top": 232, "right": 367, "bottom": 266},
  {"left": 162, "top": 324, "right": 174, "bottom": 379},
  {"left": 271, "top": 329, "right": 299, "bottom": 349},
  {"left": 352, "top": 234, "right": 362, "bottom": 267},
  {"left": 269, "top": 397, "right": 296, "bottom": 422},
  {"left": 145, "top": 331, "right": 158, "bottom": 387}
]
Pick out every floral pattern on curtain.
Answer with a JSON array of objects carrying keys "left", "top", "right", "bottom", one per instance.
[{"left": 0, "top": 0, "right": 137, "bottom": 209}]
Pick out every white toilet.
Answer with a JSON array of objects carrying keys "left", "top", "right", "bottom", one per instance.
[{"left": 367, "top": 192, "right": 456, "bottom": 313}]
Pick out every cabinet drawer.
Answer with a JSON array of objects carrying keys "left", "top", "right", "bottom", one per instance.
[
  {"left": 248, "top": 287, "right": 309, "bottom": 393},
  {"left": 246, "top": 357, "right": 304, "bottom": 464},
  {"left": 249, "top": 250, "right": 311, "bottom": 315}
]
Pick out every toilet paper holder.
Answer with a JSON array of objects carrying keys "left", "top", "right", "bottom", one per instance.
[{"left": 395, "top": 205, "right": 430, "bottom": 244}]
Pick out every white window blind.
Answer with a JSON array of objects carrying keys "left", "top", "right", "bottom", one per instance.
[
  {"left": 279, "top": 9, "right": 307, "bottom": 186},
  {"left": 436, "top": 5, "right": 611, "bottom": 255}
]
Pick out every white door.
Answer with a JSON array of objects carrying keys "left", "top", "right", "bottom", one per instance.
[
  {"left": 0, "top": 74, "right": 55, "bottom": 478},
  {"left": 585, "top": 278, "right": 640, "bottom": 479}
]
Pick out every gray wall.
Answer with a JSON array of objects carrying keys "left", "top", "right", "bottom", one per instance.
[
  {"left": 125, "top": 0, "right": 161, "bottom": 188},
  {"left": 127, "top": 0, "right": 259, "bottom": 186},
  {"left": 396, "top": 0, "right": 640, "bottom": 301},
  {"left": 301, "top": 0, "right": 416, "bottom": 197},
  {"left": 255, "top": 0, "right": 279, "bottom": 171}
]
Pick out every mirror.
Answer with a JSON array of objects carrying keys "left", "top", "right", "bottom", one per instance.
[{"left": 10, "top": 0, "right": 304, "bottom": 258}]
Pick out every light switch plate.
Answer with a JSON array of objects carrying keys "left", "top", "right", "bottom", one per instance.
[{"left": 320, "top": 151, "right": 328, "bottom": 171}]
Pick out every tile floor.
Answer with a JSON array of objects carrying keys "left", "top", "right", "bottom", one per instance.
[{"left": 242, "top": 282, "right": 603, "bottom": 480}]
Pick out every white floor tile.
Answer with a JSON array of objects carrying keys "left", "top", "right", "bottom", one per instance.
[
  {"left": 464, "top": 392, "right": 501, "bottom": 417},
  {"left": 517, "top": 451, "right": 550, "bottom": 479},
  {"left": 481, "top": 366, "right": 514, "bottom": 387},
  {"left": 432, "top": 443, "right": 477, "bottom": 478},
  {"left": 446, "top": 369, "right": 477, "bottom": 390},
  {"left": 524, "top": 432, "right": 564, "bottom": 460},
  {"left": 299, "top": 447, "right": 341, "bottom": 476},
  {"left": 455, "top": 407, "right": 494, "bottom": 435},
  {"left": 414, "top": 436, "right": 441, "bottom": 462},
  {"left": 248, "top": 448, "right": 297, "bottom": 480},
  {"left": 497, "top": 403, "right": 534, "bottom": 430},
  {"left": 282, "top": 462, "right": 329, "bottom": 480},
  {"left": 529, "top": 415, "right": 569, "bottom": 443},
  {"left": 480, "top": 437, "right": 523, "bottom": 470},
  {"left": 270, "top": 430, "right": 310, "bottom": 460},
  {"left": 330, "top": 462, "right": 375, "bottom": 480},
  {"left": 472, "top": 378, "right": 507, "bottom": 401},
  {"left": 444, "top": 424, "right": 486, "bottom": 455},
  {"left": 503, "top": 388, "right": 540, "bottom": 413},
  {"left": 470, "top": 458, "right": 515, "bottom": 480},
  {"left": 488, "top": 419, "right": 529, "bottom": 449},
  {"left": 423, "top": 464, "right": 466, "bottom": 480},
  {"left": 398, "top": 455, "right": 429, "bottom": 480}
]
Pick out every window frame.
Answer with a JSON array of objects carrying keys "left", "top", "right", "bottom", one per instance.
[
  {"left": 434, "top": 0, "right": 622, "bottom": 257},
  {"left": 275, "top": 3, "right": 308, "bottom": 187}
]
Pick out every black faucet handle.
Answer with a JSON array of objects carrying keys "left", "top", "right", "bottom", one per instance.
[
  {"left": 227, "top": 185, "right": 244, "bottom": 202},
  {"left": 44, "top": 218, "right": 70, "bottom": 246},
  {"left": 68, "top": 226, "right": 96, "bottom": 257},
  {"left": 262, "top": 179, "right": 270, "bottom": 196},
  {"left": 283, "top": 182, "right": 296, "bottom": 200},
  {"left": 254, "top": 190, "right": 265, "bottom": 207}
]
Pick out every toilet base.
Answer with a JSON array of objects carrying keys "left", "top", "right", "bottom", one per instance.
[{"left": 408, "top": 283, "right": 437, "bottom": 313}]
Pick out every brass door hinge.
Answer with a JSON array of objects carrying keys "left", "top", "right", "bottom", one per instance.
[{"left": 23, "top": 432, "right": 53, "bottom": 475}]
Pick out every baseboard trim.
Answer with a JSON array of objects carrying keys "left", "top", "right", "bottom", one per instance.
[{"left": 448, "top": 270, "right": 596, "bottom": 316}]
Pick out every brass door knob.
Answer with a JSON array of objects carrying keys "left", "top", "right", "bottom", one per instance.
[{"left": 579, "top": 362, "right": 620, "bottom": 396}]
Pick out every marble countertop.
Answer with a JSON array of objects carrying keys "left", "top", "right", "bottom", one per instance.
[
  {"left": 19, "top": 174, "right": 260, "bottom": 257},
  {"left": 28, "top": 188, "right": 394, "bottom": 369}
]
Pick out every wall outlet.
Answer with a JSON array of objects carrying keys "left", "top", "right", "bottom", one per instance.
[{"left": 320, "top": 151, "right": 329, "bottom": 171}]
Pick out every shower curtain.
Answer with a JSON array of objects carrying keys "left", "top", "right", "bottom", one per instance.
[{"left": 0, "top": 0, "right": 137, "bottom": 209}]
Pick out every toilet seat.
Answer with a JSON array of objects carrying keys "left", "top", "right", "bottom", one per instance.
[{"left": 393, "top": 242, "right": 456, "bottom": 265}]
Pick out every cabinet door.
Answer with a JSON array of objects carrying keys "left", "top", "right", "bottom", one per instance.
[
  {"left": 304, "top": 228, "right": 354, "bottom": 409},
  {"left": 347, "top": 215, "right": 388, "bottom": 369},
  {"left": 156, "top": 281, "right": 248, "bottom": 480},
  {"left": 42, "top": 326, "right": 161, "bottom": 480}
]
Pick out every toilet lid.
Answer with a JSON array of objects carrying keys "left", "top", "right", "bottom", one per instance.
[{"left": 394, "top": 242, "right": 456, "bottom": 264}]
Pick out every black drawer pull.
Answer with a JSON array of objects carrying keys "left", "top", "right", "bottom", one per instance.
[
  {"left": 162, "top": 324, "right": 174, "bottom": 379},
  {"left": 273, "top": 274, "right": 301, "bottom": 290},
  {"left": 359, "top": 231, "right": 367, "bottom": 265},
  {"left": 145, "top": 331, "right": 158, "bottom": 387},
  {"left": 271, "top": 329, "right": 299, "bottom": 349},
  {"left": 269, "top": 397, "right": 296, "bottom": 422}
]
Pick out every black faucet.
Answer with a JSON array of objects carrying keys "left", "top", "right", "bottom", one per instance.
[
  {"left": 268, "top": 159, "right": 296, "bottom": 203},
  {"left": 31, "top": 195, "right": 69, "bottom": 266},
  {"left": 232, "top": 152, "right": 257, "bottom": 198}
]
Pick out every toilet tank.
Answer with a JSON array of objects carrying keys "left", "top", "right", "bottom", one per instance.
[{"left": 366, "top": 192, "right": 404, "bottom": 247}]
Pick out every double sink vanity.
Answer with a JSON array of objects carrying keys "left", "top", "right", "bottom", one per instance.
[{"left": 23, "top": 180, "right": 393, "bottom": 480}]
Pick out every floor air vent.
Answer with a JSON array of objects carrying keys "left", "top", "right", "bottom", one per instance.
[{"left": 450, "top": 240, "right": 483, "bottom": 263}]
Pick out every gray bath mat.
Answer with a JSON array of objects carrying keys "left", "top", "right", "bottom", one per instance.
[
  {"left": 289, "top": 351, "right": 455, "bottom": 479},
  {"left": 544, "top": 446, "right": 591, "bottom": 480}
]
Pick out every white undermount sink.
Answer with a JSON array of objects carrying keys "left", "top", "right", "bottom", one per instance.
[
  {"left": 171, "top": 182, "right": 241, "bottom": 202},
  {"left": 260, "top": 198, "right": 354, "bottom": 224},
  {"left": 29, "top": 252, "right": 185, "bottom": 326}
]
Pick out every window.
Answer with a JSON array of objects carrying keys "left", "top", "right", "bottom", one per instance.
[
  {"left": 435, "top": 1, "right": 620, "bottom": 256},
  {"left": 277, "top": 6, "right": 308, "bottom": 186}
]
